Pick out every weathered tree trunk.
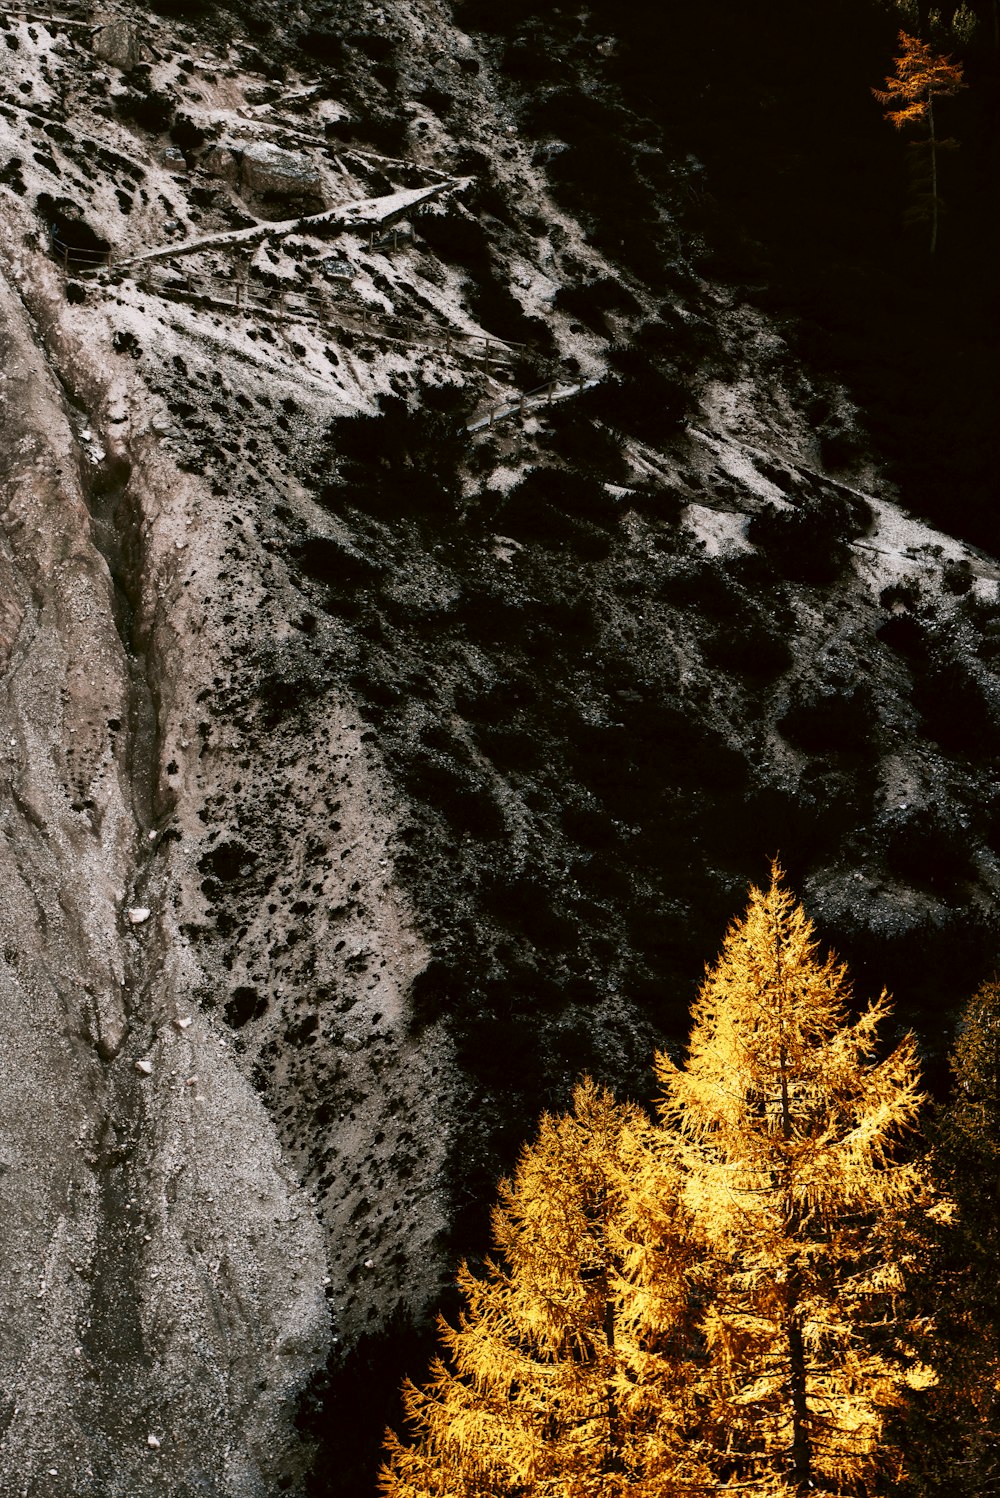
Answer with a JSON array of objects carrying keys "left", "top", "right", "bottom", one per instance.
[
  {"left": 928, "top": 92, "right": 939, "bottom": 255},
  {"left": 776, "top": 932, "right": 812, "bottom": 1494}
]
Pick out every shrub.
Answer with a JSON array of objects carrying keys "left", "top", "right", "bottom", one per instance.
[
  {"left": 748, "top": 485, "right": 871, "bottom": 587},
  {"left": 417, "top": 210, "right": 491, "bottom": 274},
  {"left": 779, "top": 675, "right": 876, "bottom": 755},
  {"left": 554, "top": 276, "right": 640, "bottom": 331},
  {"left": 323, "top": 389, "right": 470, "bottom": 518}
]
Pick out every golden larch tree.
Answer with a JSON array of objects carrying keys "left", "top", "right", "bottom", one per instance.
[
  {"left": 873, "top": 31, "right": 966, "bottom": 253},
  {"left": 650, "top": 865, "right": 935, "bottom": 1496},
  {"left": 379, "top": 1078, "right": 708, "bottom": 1498},
  {"left": 902, "top": 977, "right": 1000, "bottom": 1496},
  {"left": 382, "top": 872, "right": 943, "bottom": 1497}
]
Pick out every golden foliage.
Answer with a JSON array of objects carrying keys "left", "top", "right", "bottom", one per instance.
[
  {"left": 380, "top": 1079, "right": 709, "bottom": 1498},
  {"left": 381, "top": 868, "right": 943, "bottom": 1498},
  {"left": 873, "top": 30, "right": 966, "bottom": 128},
  {"left": 652, "top": 866, "right": 934, "bottom": 1495}
]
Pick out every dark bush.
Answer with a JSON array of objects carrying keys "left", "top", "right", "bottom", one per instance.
[
  {"left": 495, "top": 484, "right": 613, "bottom": 557},
  {"left": 508, "top": 465, "right": 620, "bottom": 530},
  {"left": 198, "top": 840, "right": 256, "bottom": 883},
  {"left": 542, "top": 402, "right": 625, "bottom": 477},
  {"left": 38, "top": 193, "right": 109, "bottom": 259},
  {"left": 417, "top": 86, "right": 454, "bottom": 117},
  {"left": 291, "top": 535, "right": 382, "bottom": 587},
  {"left": 475, "top": 718, "right": 544, "bottom": 772},
  {"left": 357, "top": 113, "right": 409, "bottom": 156},
  {"left": 701, "top": 612, "right": 793, "bottom": 680},
  {"left": 408, "top": 958, "right": 462, "bottom": 1027},
  {"left": 884, "top": 810, "right": 975, "bottom": 892},
  {"left": 416, "top": 210, "right": 491, "bottom": 274},
  {"left": 468, "top": 276, "right": 544, "bottom": 347},
  {"left": 580, "top": 362, "right": 691, "bottom": 445},
  {"left": 876, "top": 612, "right": 927, "bottom": 659},
  {"left": 748, "top": 487, "right": 869, "bottom": 587},
  {"left": 117, "top": 88, "right": 174, "bottom": 133},
  {"left": 403, "top": 758, "right": 505, "bottom": 839},
  {"left": 779, "top": 676, "right": 876, "bottom": 755},
  {"left": 913, "top": 653, "right": 1000, "bottom": 757},
  {"left": 252, "top": 640, "right": 326, "bottom": 725},
  {"left": 560, "top": 800, "right": 622, "bottom": 850},
  {"left": 637, "top": 306, "right": 725, "bottom": 374},
  {"left": 148, "top": 0, "right": 209, "bottom": 17},
  {"left": 298, "top": 28, "right": 345, "bottom": 62},
  {"left": 456, "top": 673, "right": 538, "bottom": 723},
  {"left": 323, "top": 390, "right": 469, "bottom": 518},
  {"left": 224, "top": 986, "right": 267, "bottom": 1028},
  {"left": 554, "top": 277, "right": 640, "bottom": 330},
  {"left": 170, "top": 112, "right": 205, "bottom": 152},
  {"left": 348, "top": 31, "right": 396, "bottom": 61},
  {"left": 501, "top": 38, "right": 559, "bottom": 83}
]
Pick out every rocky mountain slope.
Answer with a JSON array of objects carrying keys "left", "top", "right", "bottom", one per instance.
[{"left": 0, "top": 0, "right": 998, "bottom": 1491}]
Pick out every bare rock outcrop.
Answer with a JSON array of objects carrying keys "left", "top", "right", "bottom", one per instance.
[
  {"left": 92, "top": 20, "right": 144, "bottom": 74},
  {"left": 0, "top": 209, "right": 331, "bottom": 1496}
]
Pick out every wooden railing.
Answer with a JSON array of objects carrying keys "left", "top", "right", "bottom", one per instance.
[
  {"left": 132, "top": 261, "right": 524, "bottom": 365},
  {"left": 0, "top": 5, "right": 96, "bottom": 26},
  {"left": 50, "top": 234, "right": 113, "bottom": 269},
  {"left": 467, "top": 375, "right": 600, "bottom": 431}
]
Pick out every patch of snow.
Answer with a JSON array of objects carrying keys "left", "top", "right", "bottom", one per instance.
[
  {"left": 688, "top": 427, "right": 791, "bottom": 506},
  {"left": 484, "top": 466, "right": 524, "bottom": 495},
  {"left": 852, "top": 496, "right": 1000, "bottom": 595}
]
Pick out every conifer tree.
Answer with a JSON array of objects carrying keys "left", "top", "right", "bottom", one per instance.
[
  {"left": 650, "top": 866, "right": 935, "bottom": 1496},
  {"left": 902, "top": 978, "right": 1000, "bottom": 1495},
  {"left": 382, "top": 873, "right": 941, "bottom": 1497},
  {"left": 873, "top": 31, "right": 966, "bottom": 253},
  {"left": 379, "top": 1079, "right": 709, "bottom": 1498}
]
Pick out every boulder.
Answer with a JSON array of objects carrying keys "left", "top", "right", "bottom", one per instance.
[
  {"left": 239, "top": 142, "right": 325, "bottom": 207},
  {"left": 201, "top": 143, "right": 241, "bottom": 184},
  {"left": 92, "top": 19, "right": 144, "bottom": 73}
]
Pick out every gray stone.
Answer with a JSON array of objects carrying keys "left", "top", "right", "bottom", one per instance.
[
  {"left": 239, "top": 142, "right": 325, "bottom": 206},
  {"left": 200, "top": 143, "right": 241, "bottom": 185},
  {"left": 92, "top": 20, "right": 144, "bottom": 73}
]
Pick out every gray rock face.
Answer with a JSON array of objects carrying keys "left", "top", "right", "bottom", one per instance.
[
  {"left": 200, "top": 142, "right": 242, "bottom": 184},
  {"left": 239, "top": 143, "right": 326, "bottom": 209},
  {"left": 0, "top": 209, "right": 330, "bottom": 1495},
  {"left": 92, "top": 20, "right": 144, "bottom": 73}
]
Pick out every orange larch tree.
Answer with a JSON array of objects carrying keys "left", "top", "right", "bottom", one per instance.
[{"left": 873, "top": 30, "right": 967, "bottom": 253}]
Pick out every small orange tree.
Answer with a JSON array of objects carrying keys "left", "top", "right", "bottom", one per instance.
[{"left": 873, "top": 31, "right": 967, "bottom": 253}]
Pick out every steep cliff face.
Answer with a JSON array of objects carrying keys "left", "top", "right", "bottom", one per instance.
[{"left": 0, "top": 0, "right": 998, "bottom": 1492}]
